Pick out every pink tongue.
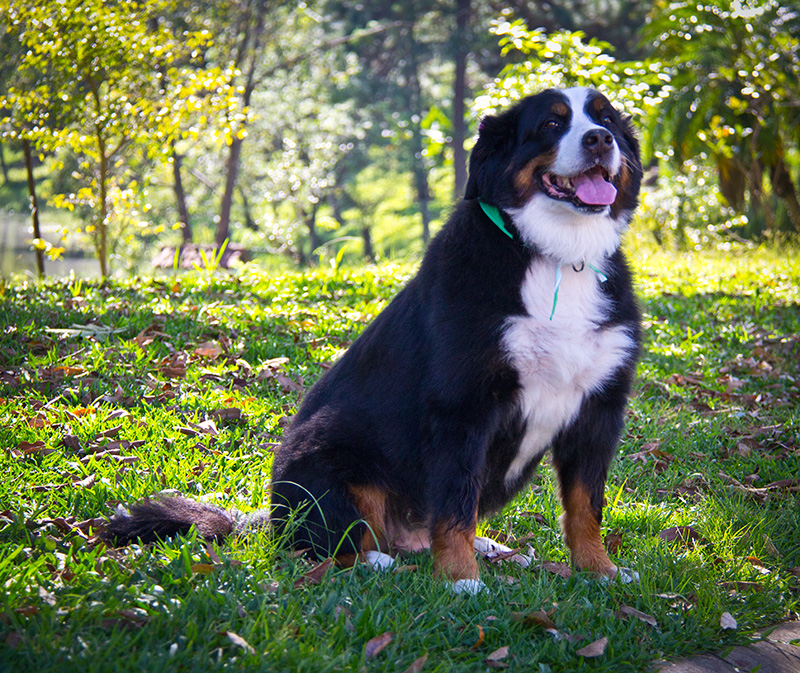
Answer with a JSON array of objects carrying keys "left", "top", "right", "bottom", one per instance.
[{"left": 573, "top": 171, "right": 617, "bottom": 206}]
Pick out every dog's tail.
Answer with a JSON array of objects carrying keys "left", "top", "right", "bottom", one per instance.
[{"left": 102, "top": 495, "right": 269, "bottom": 547}]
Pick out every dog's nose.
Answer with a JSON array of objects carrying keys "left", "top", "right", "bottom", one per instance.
[{"left": 582, "top": 129, "right": 614, "bottom": 157}]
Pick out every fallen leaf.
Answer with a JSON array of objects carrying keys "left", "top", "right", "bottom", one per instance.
[
  {"left": 720, "top": 612, "right": 737, "bottom": 630},
  {"left": 293, "top": 557, "right": 334, "bottom": 588},
  {"left": 73, "top": 474, "right": 96, "bottom": 489},
  {"left": 194, "top": 342, "right": 222, "bottom": 359},
  {"left": 719, "top": 581, "right": 762, "bottom": 593},
  {"left": 276, "top": 372, "right": 304, "bottom": 393},
  {"left": 470, "top": 624, "right": 485, "bottom": 649},
  {"left": 604, "top": 532, "right": 623, "bottom": 554},
  {"left": 485, "top": 645, "right": 510, "bottom": 668},
  {"left": 658, "top": 526, "right": 705, "bottom": 547},
  {"left": 576, "top": 636, "right": 608, "bottom": 657},
  {"left": 619, "top": 606, "right": 658, "bottom": 627},
  {"left": 511, "top": 610, "right": 556, "bottom": 629},
  {"left": 400, "top": 653, "right": 428, "bottom": 673},
  {"left": 61, "top": 434, "right": 81, "bottom": 451},
  {"left": 38, "top": 586, "right": 56, "bottom": 606},
  {"left": 190, "top": 563, "right": 217, "bottom": 575},
  {"left": 209, "top": 407, "right": 243, "bottom": 422},
  {"left": 226, "top": 630, "right": 255, "bottom": 654},
  {"left": 540, "top": 561, "right": 572, "bottom": 579},
  {"left": 365, "top": 632, "right": 393, "bottom": 660}
]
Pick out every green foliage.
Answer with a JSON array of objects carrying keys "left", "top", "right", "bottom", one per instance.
[
  {"left": 475, "top": 19, "right": 667, "bottom": 123},
  {"left": 644, "top": 0, "right": 800, "bottom": 233},
  {"left": 0, "top": 0, "right": 235, "bottom": 276}
]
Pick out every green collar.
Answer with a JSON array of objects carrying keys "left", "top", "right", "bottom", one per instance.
[{"left": 479, "top": 201, "right": 514, "bottom": 239}]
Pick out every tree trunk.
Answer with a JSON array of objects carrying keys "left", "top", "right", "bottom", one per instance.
[
  {"left": 769, "top": 154, "right": 800, "bottom": 233},
  {"left": 216, "top": 136, "right": 243, "bottom": 248},
  {"left": 0, "top": 142, "right": 10, "bottom": 186},
  {"left": 216, "top": 6, "right": 265, "bottom": 251},
  {"left": 171, "top": 145, "right": 192, "bottom": 243},
  {"left": 405, "top": 22, "right": 432, "bottom": 244},
  {"left": 97, "top": 138, "right": 109, "bottom": 278},
  {"left": 452, "top": 0, "right": 469, "bottom": 200},
  {"left": 306, "top": 201, "right": 321, "bottom": 259},
  {"left": 22, "top": 139, "right": 45, "bottom": 279},
  {"left": 361, "top": 224, "right": 374, "bottom": 263}
]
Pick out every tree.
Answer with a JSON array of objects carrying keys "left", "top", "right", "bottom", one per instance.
[
  {"left": 476, "top": 18, "right": 662, "bottom": 118},
  {"left": 644, "top": 0, "right": 800, "bottom": 233},
  {"left": 0, "top": 0, "right": 230, "bottom": 277}
]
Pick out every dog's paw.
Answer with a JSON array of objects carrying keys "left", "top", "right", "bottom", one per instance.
[
  {"left": 615, "top": 567, "right": 640, "bottom": 584},
  {"left": 595, "top": 566, "right": 640, "bottom": 584},
  {"left": 364, "top": 550, "right": 396, "bottom": 571},
  {"left": 473, "top": 536, "right": 512, "bottom": 555},
  {"left": 449, "top": 578, "right": 486, "bottom": 595}
]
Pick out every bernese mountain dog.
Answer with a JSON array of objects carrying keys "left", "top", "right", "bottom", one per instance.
[{"left": 106, "top": 87, "right": 643, "bottom": 592}]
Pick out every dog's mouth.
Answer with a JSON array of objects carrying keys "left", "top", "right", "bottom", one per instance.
[{"left": 539, "top": 167, "right": 617, "bottom": 212}]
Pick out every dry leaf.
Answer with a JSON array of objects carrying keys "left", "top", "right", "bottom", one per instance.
[
  {"left": 720, "top": 612, "right": 737, "bottom": 630},
  {"left": 226, "top": 631, "right": 255, "bottom": 654},
  {"left": 604, "top": 532, "right": 623, "bottom": 554},
  {"left": 576, "top": 636, "right": 608, "bottom": 657},
  {"left": 190, "top": 563, "right": 217, "bottom": 575},
  {"left": 400, "top": 653, "right": 428, "bottom": 673},
  {"left": 470, "top": 625, "right": 485, "bottom": 649},
  {"left": 719, "top": 581, "right": 762, "bottom": 593},
  {"left": 619, "top": 606, "right": 658, "bottom": 627},
  {"left": 210, "top": 407, "right": 243, "bottom": 422},
  {"left": 658, "top": 526, "right": 705, "bottom": 547},
  {"left": 511, "top": 610, "right": 556, "bottom": 629},
  {"left": 293, "top": 557, "right": 334, "bottom": 588},
  {"left": 364, "top": 632, "right": 393, "bottom": 660},
  {"left": 540, "top": 561, "right": 572, "bottom": 579},
  {"left": 486, "top": 646, "right": 509, "bottom": 668},
  {"left": 194, "top": 342, "right": 222, "bottom": 359},
  {"left": 73, "top": 474, "right": 96, "bottom": 489}
]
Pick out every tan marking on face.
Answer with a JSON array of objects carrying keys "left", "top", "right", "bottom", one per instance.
[
  {"left": 591, "top": 95, "right": 610, "bottom": 115},
  {"left": 552, "top": 101, "right": 569, "bottom": 117},
  {"left": 514, "top": 150, "right": 557, "bottom": 201},
  {"left": 432, "top": 517, "right": 478, "bottom": 581},
  {"left": 560, "top": 482, "right": 616, "bottom": 577}
]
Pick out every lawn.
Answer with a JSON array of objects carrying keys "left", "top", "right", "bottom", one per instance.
[{"left": 1, "top": 249, "right": 799, "bottom": 672}]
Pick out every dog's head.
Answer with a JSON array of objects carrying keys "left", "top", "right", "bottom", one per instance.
[{"left": 466, "top": 88, "right": 642, "bottom": 263}]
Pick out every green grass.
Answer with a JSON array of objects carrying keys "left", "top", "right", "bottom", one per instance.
[{"left": 1, "top": 249, "right": 799, "bottom": 672}]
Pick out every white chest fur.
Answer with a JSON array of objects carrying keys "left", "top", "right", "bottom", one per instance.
[{"left": 501, "top": 259, "right": 636, "bottom": 485}]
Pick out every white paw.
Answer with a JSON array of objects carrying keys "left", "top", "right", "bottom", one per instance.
[
  {"left": 474, "top": 536, "right": 512, "bottom": 555},
  {"left": 616, "top": 567, "right": 640, "bottom": 584},
  {"left": 364, "top": 550, "right": 396, "bottom": 571},
  {"left": 449, "top": 578, "right": 486, "bottom": 595}
]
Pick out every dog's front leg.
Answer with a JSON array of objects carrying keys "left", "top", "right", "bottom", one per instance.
[
  {"left": 431, "top": 515, "right": 478, "bottom": 581},
  {"left": 551, "top": 395, "right": 625, "bottom": 578}
]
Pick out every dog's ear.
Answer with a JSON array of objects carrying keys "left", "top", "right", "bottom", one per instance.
[{"left": 464, "top": 110, "right": 518, "bottom": 202}]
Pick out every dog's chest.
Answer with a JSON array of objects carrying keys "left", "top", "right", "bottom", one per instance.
[{"left": 500, "top": 260, "right": 634, "bottom": 484}]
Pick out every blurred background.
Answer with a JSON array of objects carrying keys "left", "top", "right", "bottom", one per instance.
[{"left": 1, "top": 0, "right": 798, "bottom": 278}]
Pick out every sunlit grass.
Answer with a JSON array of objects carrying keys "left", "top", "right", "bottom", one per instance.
[{"left": 0, "top": 248, "right": 798, "bottom": 672}]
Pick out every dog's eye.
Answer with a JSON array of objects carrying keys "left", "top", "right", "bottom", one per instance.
[
  {"left": 544, "top": 119, "right": 562, "bottom": 130},
  {"left": 601, "top": 114, "right": 614, "bottom": 126}
]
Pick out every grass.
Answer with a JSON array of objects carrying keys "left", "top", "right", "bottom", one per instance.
[{"left": 1, "top": 248, "right": 799, "bottom": 672}]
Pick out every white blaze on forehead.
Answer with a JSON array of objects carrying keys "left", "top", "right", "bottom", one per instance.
[{"left": 550, "top": 87, "right": 621, "bottom": 177}]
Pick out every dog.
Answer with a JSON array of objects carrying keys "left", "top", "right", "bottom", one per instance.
[{"left": 105, "top": 87, "right": 643, "bottom": 592}]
